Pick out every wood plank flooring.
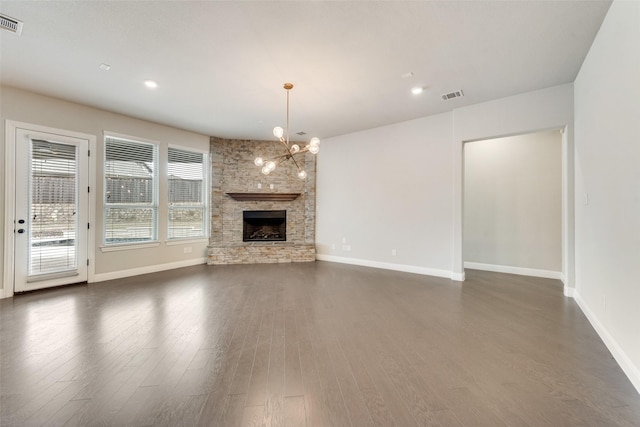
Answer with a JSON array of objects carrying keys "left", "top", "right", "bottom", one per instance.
[{"left": 1, "top": 262, "right": 639, "bottom": 426}]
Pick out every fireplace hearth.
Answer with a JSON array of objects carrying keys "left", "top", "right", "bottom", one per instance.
[{"left": 243, "top": 210, "right": 286, "bottom": 242}]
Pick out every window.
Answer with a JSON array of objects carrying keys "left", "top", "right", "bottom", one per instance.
[
  {"left": 168, "top": 147, "right": 208, "bottom": 239},
  {"left": 104, "top": 136, "right": 158, "bottom": 244}
]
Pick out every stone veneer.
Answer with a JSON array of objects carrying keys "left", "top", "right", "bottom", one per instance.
[{"left": 207, "top": 137, "right": 316, "bottom": 265}]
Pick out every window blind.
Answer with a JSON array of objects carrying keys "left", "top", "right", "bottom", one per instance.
[
  {"left": 104, "top": 136, "right": 158, "bottom": 244},
  {"left": 30, "top": 140, "right": 78, "bottom": 274},
  {"left": 168, "top": 147, "right": 207, "bottom": 239}
]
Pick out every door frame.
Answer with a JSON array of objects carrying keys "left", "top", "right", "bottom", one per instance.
[
  {"left": 3, "top": 120, "right": 97, "bottom": 298},
  {"left": 461, "top": 129, "right": 565, "bottom": 280},
  {"left": 452, "top": 123, "right": 575, "bottom": 295}
]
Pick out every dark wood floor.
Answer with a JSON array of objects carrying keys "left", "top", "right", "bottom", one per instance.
[{"left": 1, "top": 262, "right": 639, "bottom": 426}]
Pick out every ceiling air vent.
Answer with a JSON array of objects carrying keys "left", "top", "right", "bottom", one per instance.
[
  {"left": 296, "top": 131, "right": 307, "bottom": 136},
  {"left": 0, "top": 14, "right": 23, "bottom": 35},
  {"left": 441, "top": 89, "right": 464, "bottom": 101}
]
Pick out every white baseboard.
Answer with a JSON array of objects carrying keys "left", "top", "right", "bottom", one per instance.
[
  {"left": 451, "top": 271, "right": 466, "bottom": 282},
  {"left": 573, "top": 290, "right": 640, "bottom": 395},
  {"left": 464, "top": 262, "right": 562, "bottom": 280},
  {"left": 563, "top": 285, "right": 575, "bottom": 298},
  {"left": 92, "top": 258, "right": 207, "bottom": 283},
  {"left": 315, "top": 254, "right": 458, "bottom": 280}
]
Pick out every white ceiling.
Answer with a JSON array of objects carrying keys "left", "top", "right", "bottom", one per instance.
[{"left": 0, "top": 1, "right": 611, "bottom": 141}]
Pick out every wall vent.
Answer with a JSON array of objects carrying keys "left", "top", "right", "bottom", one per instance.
[
  {"left": 441, "top": 89, "right": 464, "bottom": 101},
  {"left": 0, "top": 14, "right": 23, "bottom": 35}
]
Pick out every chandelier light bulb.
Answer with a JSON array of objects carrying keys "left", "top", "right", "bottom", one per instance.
[
  {"left": 290, "top": 144, "right": 300, "bottom": 153},
  {"left": 273, "top": 126, "right": 284, "bottom": 138},
  {"left": 266, "top": 161, "right": 276, "bottom": 172},
  {"left": 309, "top": 137, "right": 320, "bottom": 147},
  {"left": 308, "top": 144, "right": 320, "bottom": 154},
  {"left": 297, "top": 170, "right": 307, "bottom": 179},
  {"left": 261, "top": 165, "right": 271, "bottom": 175},
  {"left": 254, "top": 157, "right": 264, "bottom": 166}
]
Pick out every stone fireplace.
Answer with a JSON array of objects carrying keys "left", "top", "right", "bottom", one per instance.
[{"left": 207, "top": 137, "right": 316, "bottom": 264}]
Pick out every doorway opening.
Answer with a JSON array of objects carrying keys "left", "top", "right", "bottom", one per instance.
[{"left": 463, "top": 129, "right": 563, "bottom": 280}]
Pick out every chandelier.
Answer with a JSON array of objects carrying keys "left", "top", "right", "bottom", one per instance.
[{"left": 254, "top": 83, "right": 320, "bottom": 179}]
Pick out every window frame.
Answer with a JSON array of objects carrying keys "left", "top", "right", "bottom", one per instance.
[
  {"left": 103, "top": 133, "right": 159, "bottom": 247},
  {"left": 167, "top": 144, "right": 209, "bottom": 241}
]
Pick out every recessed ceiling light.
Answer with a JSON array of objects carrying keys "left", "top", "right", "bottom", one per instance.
[
  {"left": 99, "top": 63, "right": 111, "bottom": 71},
  {"left": 144, "top": 80, "right": 158, "bottom": 89},
  {"left": 411, "top": 87, "right": 424, "bottom": 95}
]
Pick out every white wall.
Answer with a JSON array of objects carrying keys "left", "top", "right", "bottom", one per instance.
[
  {"left": 316, "top": 84, "right": 573, "bottom": 281},
  {"left": 573, "top": 0, "right": 640, "bottom": 392},
  {"left": 316, "top": 113, "right": 455, "bottom": 277},
  {"left": 1, "top": 86, "right": 210, "bottom": 298},
  {"left": 464, "top": 130, "right": 562, "bottom": 275},
  {"left": 453, "top": 84, "right": 574, "bottom": 283}
]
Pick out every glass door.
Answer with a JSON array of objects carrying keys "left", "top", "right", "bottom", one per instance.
[{"left": 14, "top": 129, "right": 89, "bottom": 292}]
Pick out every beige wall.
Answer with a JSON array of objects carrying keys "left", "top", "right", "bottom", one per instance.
[
  {"left": 1, "top": 86, "right": 210, "bottom": 297},
  {"left": 464, "top": 130, "right": 562, "bottom": 273}
]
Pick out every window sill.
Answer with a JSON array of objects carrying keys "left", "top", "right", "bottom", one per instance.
[
  {"left": 165, "top": 238, "right": 208, "bottom": 246},
  {"left": 100, "top": 242, "right": 161, "bottom": 252}
]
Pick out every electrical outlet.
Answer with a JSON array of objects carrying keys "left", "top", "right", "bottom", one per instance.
[
  {"left": 270, "top": 184, "right": 274, "bottom": 190},
  {"left": 342, "top": 237, "right": 347, "bottom": 244},
  {"left": 183, "top": 246, "right": 192, "bottom": 254},
  {"left": 331, "top": 243, "right": 335, "bottom": 250},
  {"left": 345, "top": 245, "right": 351, "bottom": 251},
  {"left": 257, "top": 183, "right": 262, "bottom": 189},
  {"left": 391, "top": 249, "right": 397, "bottom": 256}
]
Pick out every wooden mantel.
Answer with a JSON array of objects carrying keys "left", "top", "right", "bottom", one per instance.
[{"left": 225, "top": 192, "right": 301, "bottom": 202}]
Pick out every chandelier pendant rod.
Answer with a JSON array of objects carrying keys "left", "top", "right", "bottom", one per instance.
[
  {"left": 281, "top": 84, "right": 303, "bottom": 171},
  {"left": 285, "top": 84, "right": 290, "bottom": 147}
]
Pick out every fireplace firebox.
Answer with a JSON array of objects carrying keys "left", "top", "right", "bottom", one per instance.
[{"left": 243, "top": 210, "right": 286, "bottom": 242}]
